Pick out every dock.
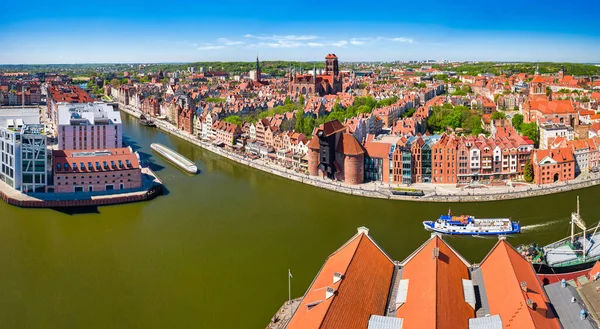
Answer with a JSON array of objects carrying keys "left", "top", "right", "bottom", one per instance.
[
  {"left": 265, "top": 298, "right": 302, "bottom": 329},
  {"left": 150, "top": 143, "right": 198, "bottom": 174}
]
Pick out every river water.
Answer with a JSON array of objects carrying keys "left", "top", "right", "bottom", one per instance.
[{"left": 0, "top": 113, "right": 596, "bottom": 328}]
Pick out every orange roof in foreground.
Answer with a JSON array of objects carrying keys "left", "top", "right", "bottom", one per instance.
[
  {"left": 479, "top": 240, "right": 562, "bottom": 329},
  {"left": 286, "top": 228, "right": 394, "bottom": 329},
  {"left": 397, "top": 235, "right": 473, "bottom": 329}
]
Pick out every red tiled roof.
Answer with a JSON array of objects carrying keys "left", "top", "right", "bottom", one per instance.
[
  {"left": 319, "top": 120, "right": 346, "bottom": 137},
  {"left": 47, "top": 85, "right": 93, "bottom": 104},
  {"left": 286, "top": 229, "right": 394, "bottom": 329},
  {"left": 531, "top": 75, "right": 546, "bottom": 83},
  {"left": 480, "top": 240, "right": 562, "bottom": 329},
  {"left": 397, "top": 235, "right": 473, "bottom": 329},
  {"left": 534, "top": 147, "right": 574, "bottom": 164},
  {"left": 337, "top": 133, "right": 364, "bottom": 156},
  {"left": 53, "top": 148, "right": 140, "bottom": 173}
]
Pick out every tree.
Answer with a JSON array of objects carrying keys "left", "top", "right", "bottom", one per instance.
[
  {"left": 521, "top": 122, "right": 539, "bottom": 146},
  {"left": 401, "top": 108, "right": 416, "bottom": 118},
  {"left": 110, "top": 78, "right": 121, "bottom": 87},
  {"left": 223, "top": 115, "right": 242, "bottom": 126},
  {"left": 546, "top": 86, "right": 552, "bottom": 97},
  {"left": 491, "top": 111, "right": 506, "bottom": 120},
  {"left": 357, "top": 105, "right": 371, "bottom": 114},
  {"left": 295, "top": 110, "right": 304, "bottom": 132},
  {"left": 417, "top": 82, "right": 426, "bottom": 88},
  {"left": 512, "top": 114, "right": 524, "bottom": 132},
  {"left": 298, "top": 94, "right": 305, "bottom": 106},
  {"left": 524, "top": 159, "right": 534, "bottom": 182},
  {"left": 303, "top": 116, "right": 316, "bottom": 135},
  {"left": 284, "top": 96, "right": 292, "bottom": 105}
]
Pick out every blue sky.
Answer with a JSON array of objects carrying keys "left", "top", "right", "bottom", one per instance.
[{"left": 1, "top": 0, "right": 599, "bottom": 64}]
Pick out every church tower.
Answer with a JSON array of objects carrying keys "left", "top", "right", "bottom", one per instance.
[
  {"left": 255, "top": 56, "right": 261, "bottom": 82},
  {"left": 325, "top": 54, "right": 339, "bottom": 76},
  {"left": 530, "top": 75, "right": 547, "bottom": 95}
]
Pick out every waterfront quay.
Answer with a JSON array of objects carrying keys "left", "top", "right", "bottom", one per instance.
[
  {"left": 0, "top": 167, "right": 162, "bottom": 208},
  {"left": 119, "top": 104, "right": 600, "bottom": 203}
]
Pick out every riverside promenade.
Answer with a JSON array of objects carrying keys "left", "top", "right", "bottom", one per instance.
[{"left": 119, "top": 104, "right": 600, "bottom": 203}]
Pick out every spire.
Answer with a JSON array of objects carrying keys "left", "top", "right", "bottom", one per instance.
[
  {"left": 535, "top": 63, "right": 539, "bottom": 75},
  {"left": 313, "top": 62, "right": 317, "bottom": 79}
]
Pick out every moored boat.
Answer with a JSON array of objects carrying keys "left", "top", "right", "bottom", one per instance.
[
  {"left": 150, "top": 143, "right": 198, "bottom": 174},
  {"left": 519, "top": 196, "right": 600, "bottom": 276},
  {"left": 423, "top": 209, "right": 520, "bottom": 236}
]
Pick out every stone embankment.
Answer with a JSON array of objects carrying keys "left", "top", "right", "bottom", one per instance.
[
  {"left": 119, "top": 105, "right": 600, "bottom": 203},
  {"left": 0, "top": 168, "right": 163, "bottom": 208}
]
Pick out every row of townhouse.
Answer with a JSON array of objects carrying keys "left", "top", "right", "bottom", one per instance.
[{"left": 363, "top": 129, "right": 534, "bottom": 185}]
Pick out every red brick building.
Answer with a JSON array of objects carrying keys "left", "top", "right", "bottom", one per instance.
[
  {"left": 213, "top": 121, "right": 242, "bottom": 146},
  {"left": 532, "top": 147, "right": 575, "bottom": 184},
  {"left": 177, "top": 106, "right": 194, "bottom": 134},
  {"left": 289, "top": 54, "right": 343, "bottom": 96},
  {"left": 142, "top": 97, "right": 160, "bottom": 117},
  {"left": 307, "top": 120, "right": 364, "bottom": 184},
  {"left": 52, "top": 148, "right": 142, "bottom": 193}
]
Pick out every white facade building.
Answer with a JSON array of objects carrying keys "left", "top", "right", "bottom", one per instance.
[
  {"left": 539, "top": 122, "right": 574, "bottom": 150},
  {"left": 0, "top": 110, "right": 47, "bottom": 192},
  {"left": 57, "top": 102, "right": 122, "bottom": 150}
]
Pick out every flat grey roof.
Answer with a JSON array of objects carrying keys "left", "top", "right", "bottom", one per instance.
[
  {"left": 544, "top": 282, "right": 596, "bottom": 329},
  {"left": 0, "top": 108, "right": 40, "bottom": 128}
]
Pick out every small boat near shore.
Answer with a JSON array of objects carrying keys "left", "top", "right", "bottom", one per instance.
[
  {"left": 150, "top": 143, "right": 198, "bottom": 174},
  {"left": 423, "top": 209, "right": 520, "bottom": 236}
]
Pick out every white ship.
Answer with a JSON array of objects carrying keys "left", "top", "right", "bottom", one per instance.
[{"left": 423, "top": 209, "right": 520, "bottom": 236}]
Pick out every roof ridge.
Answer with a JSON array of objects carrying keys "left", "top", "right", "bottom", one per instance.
[
  {"left": 319, "top": 234, "right": 365, "bottom": 329},
  {"left": 500, "top": 241, "right": 537, "bottom": 328}
]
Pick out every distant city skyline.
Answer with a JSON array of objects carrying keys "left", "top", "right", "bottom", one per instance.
[{"left": 1, "top": 0, "right": 600, "bottom": 64}]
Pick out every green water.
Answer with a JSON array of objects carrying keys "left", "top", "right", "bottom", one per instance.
[{"left": 0, "top": 113, "right": 595, "bottom": 328}]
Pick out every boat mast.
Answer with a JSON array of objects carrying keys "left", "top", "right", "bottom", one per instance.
[{"left": 571, "top": 196, "right": 588, "bottom": 260}]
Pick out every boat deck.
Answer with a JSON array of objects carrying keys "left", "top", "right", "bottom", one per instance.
[{"left": 545, "top": 232, "right": 600, "bottom": 267}]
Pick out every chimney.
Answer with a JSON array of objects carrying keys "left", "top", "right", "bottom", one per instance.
[
  {"left": 526, "top": 299, "right": 536, "bottom": 310},
  {"left": 432, "top": 247, "right": 440, "bottom": 259},
  {"left": 521, "top": 281, "right": 528, "bottom": 292},
  {"left": 333, "top": 272, "right": 343, "bottom": 284},
  {"left": 326, "top": 287, "right": 336, "bottom": 300}
]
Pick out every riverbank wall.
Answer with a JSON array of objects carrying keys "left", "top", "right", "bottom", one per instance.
[
  {"left": 0, "top": 168, "right": 163, "bottom": 208},
  {"left": 118, "top": 105, "right": 600, "bottom": 203}
]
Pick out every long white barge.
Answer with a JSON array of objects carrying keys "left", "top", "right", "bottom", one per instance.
[{"left": 150, "top": 143, "right": 198, "bottom": 174}]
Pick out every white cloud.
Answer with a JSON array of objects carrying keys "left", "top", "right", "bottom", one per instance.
[
  {"left": 197, "top": 45, "right": 226, "bottom": 50},
  {"left": 332, "top": 40, "right": 348, "bottom": 47},
  {"left": 307, "top": 42, "right": 326, "bottom": 47},
  {"left": 244, "top": 34, "right": 319, "bottom": 41},
  {"left": 349, "top": 39, "right": 366, "bottom": 46},
  {"left": 217, "top": 38, "right": 245, "bottom": 46},
  {"left": 390, "top": 37, "right": 414, "bottom": 43}
]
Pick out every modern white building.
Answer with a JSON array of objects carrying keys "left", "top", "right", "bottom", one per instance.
[
  {"left": 0, "top": 109, "right": 48, "bottom": 192},
  {"left": 57, "top": 102, "right": 122, "bottom": 150},
  {"left": 539, "top": 122, "right": 574, "bottom": 150}
]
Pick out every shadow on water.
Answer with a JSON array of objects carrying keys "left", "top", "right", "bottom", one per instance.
[
  {"left": 161, "top": 185, "right": 171, "bottom": 196},
  {"left": 51, "top": 206, "right": 100, "bottom": 216},
  {"left": 123, "top": 136, "right": 141, "bottom": 152},
  {"left": 137, "top": 151, "right": 167, "bottom": 173}
]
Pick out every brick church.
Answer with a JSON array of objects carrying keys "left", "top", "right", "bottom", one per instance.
[{"left": 289, "top": 54, "right": 343, "bottom": 96}]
